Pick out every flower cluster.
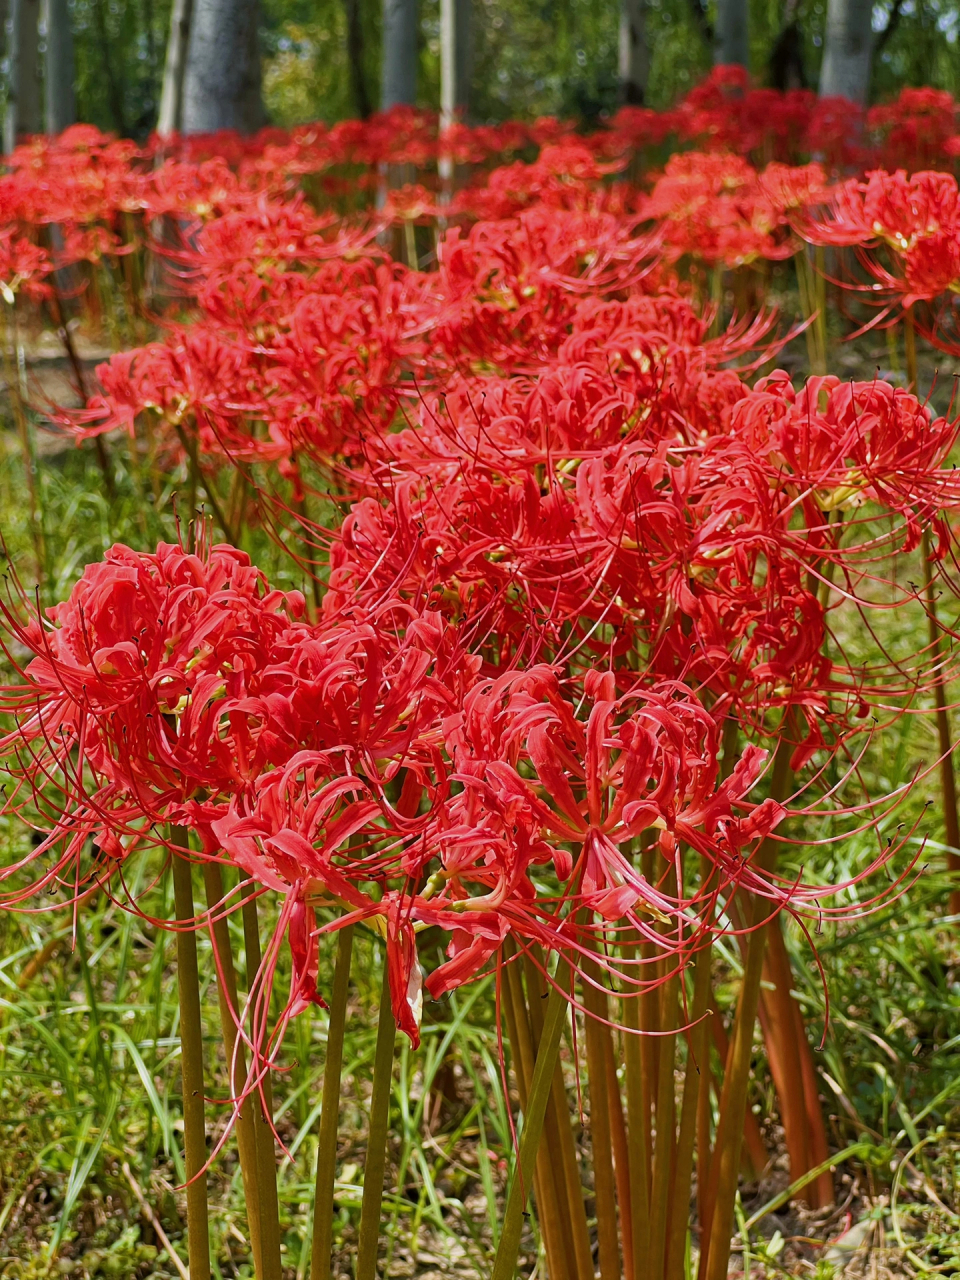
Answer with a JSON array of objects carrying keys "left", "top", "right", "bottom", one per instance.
[
  {"left": 0, "top": 70, "right": 957, "bottom": 311},
  {"left": 6, "top": 148, "right": 954, "bottom": 1063},
  {"left": 4, "top": 82, "right": 959, "bottom": 1161}
]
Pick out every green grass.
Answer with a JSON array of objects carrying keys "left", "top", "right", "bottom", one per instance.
[{"left": 0, "top": 850, "right": 517, "bottom": 1278}]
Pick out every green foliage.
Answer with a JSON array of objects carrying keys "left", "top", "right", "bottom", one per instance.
[
  {"left": 72, "top": 0, "right": 172, "bottom": 137},
  {"left": 261, "top": 0, "right": 381, "bottom": 123},
  {"left": 19, "top": 0, "right": 960, "bottom": 138},
  {"left": 0, "top": 1228, "right": 157, "bottom": 1279},
  {"left": 0, "top": 836, "right": 512, "bottom": 1272},
  {"left": 645, "top": 0, "right": 711, "bottom": 110},
  {"left": 468, "top": 0, "right": 620, "bottom": 126}
]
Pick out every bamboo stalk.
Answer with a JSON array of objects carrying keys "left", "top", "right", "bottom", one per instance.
[
  {"left": 310, "top": 924, "right": 355, "bottom": 1280},
  {"left": 491, "top": 962, "right": 573, "bottom": 1280},
  {"left": 582, "top": 956, "right": 620, "bottom": 1280},
  {"left": 201, "top": 861, "right": 271, "bottom": 1279},
  {"left": 170, "top": 830, "right": 211, "bottom": 1280},
  {"left": 355, "top": 961, "right": 398, "bottom": 1280}
]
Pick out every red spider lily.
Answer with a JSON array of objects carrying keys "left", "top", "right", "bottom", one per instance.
[
  {"left": 430, "top": 207, "right": 663, "bottom": 369},
  {"left": 66, "top": 249, "right": 434, "bottom": 472},
  {"left": 0, "top": 228, "right": 52, "bottom": 302},
  {"left": 450, "top": 143, "right": 629, "bottom": 221},
  {"left": 732, "top": 369, "right": 960, "bottom": 511},
  {"left": 800, "top": 168, "right": 960, "bottom": 307},
  {"left": 868, "top": 88, "right": 960, "bottom": 174},
  {"left": 670, "top": 67, "right": 815, "bottom": 165},
  {"left": 210, "top": 665, "right": 800, "bottom": 1045},
  {"left": 436, "top": 667, "right": 786, "bottom": 916},
  {"left": 639, "top": 152, "right": 827, "bottom": 269},
  {"left": 1, "top": 513, "right": 905, "bottom": 1058},
  {"left": 0, "top": 537, "right": 308, "bottom": 896},
  {"left": 6, "top": 92, "right": 960, "bottom": 1257},
  {"left": 0, "top": 75, "right": 951, "bottom": 325},
  {"left": 0, "top": 530, "right": 483, "bottom": 1043}
]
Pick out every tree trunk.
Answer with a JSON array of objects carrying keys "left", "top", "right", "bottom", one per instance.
[
  {"left": 819, "top": 0, "right": 873, "bottom": 102},
  {"left": 5, "top": 0, "right": 42, "bottom": 151},
  {"left": 92, "top": 0, "right": 128, "bottom": 133},
  {"left": 381, "top": 0, "right": 417, "bottom": 109},
  {"left": 344, "top": 0, "right": 371, "bottom": 118},
  {"left": 181, "top": 0, "right": 263, "bottom": 133},
  {"left": 619, "top": 0, "right": 648, "bottom": 105},
  {"left": 455, "top": 0, "right": 471, "bottom": 116},
  {"left": 440, "top": 0, "right": 470, "bottom": 124},
  {"left": 157, "top": 0, "right": 194, "bottom": 134},
  {"left": 42, "top": 0, "right": 75, "bottom": 134},
  {"left": 714, "top": 0, "right": 748, "bottom": 67},
  {"left": 770, "top": 22, "right": 806, "bottom": 88}
]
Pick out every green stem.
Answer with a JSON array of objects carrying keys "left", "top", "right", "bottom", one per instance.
[
  {"left": 502, "top": 953, "right": 571, "bottom": 1280},
  {"left": 904, "top": 306, "right": 918, "bottom": 392},
  {"left": 45, "top": 270, "right": 114, "bottom": 497},
  {"left": 582, "top": 957, "right": 620, "bottom": 1280},
  {"left": 171, "top": 831, "right": 211, "bottom": 1280},
  {"left": 5, "top": 308, "right": 46, "bottom": 592},
  {"left": 522, "top": 950, "right": 593, "bottom": 1278},
  {"left": 356, "top": 960, "right": 398, "bottom": 1280},
  {"left": 795, "top": 248, "right": 826, "bottom": 376},
  {"left": 700, "top": 732, "right": 793, "bottom": 1280},
  {"left": 173, "top": 419, "right": 236, "bottom": 545},
  {"left": 621, "top": 934, "right": 651, "bottom": 1276},
  {"left": 310, "top": 924, "right": 355, "bottom": 1280},
  {"left": 650, "top": 969, "right": 678, "bottom": 1276},
  {"left": 707, "top": 265, "right": 723, "bottom": 339},
  {"left": 202, "top": 861, "right": 272, "bottom": 1279},
  {"left": 922, "top": 528, "right": 960, "bottom": 917},
  {"left": 651, "top": 858, "right": 681, "bottom": 1273},
  {"left": 665, "top": 932, "right": 712, "bottom": 1280},
  {"left": 240, "top": 885, "right": 284, "bottom": 1280},
  {"left": 490, "top": 960, "right": 572, "bottom": 1280},
  {"left": 700, "top": 899, "right": 768, "bottom": 1280}
]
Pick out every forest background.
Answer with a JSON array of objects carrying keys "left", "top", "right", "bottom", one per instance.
[{"left": 1, "top": 0, "right": 956, "bottom": 148}]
